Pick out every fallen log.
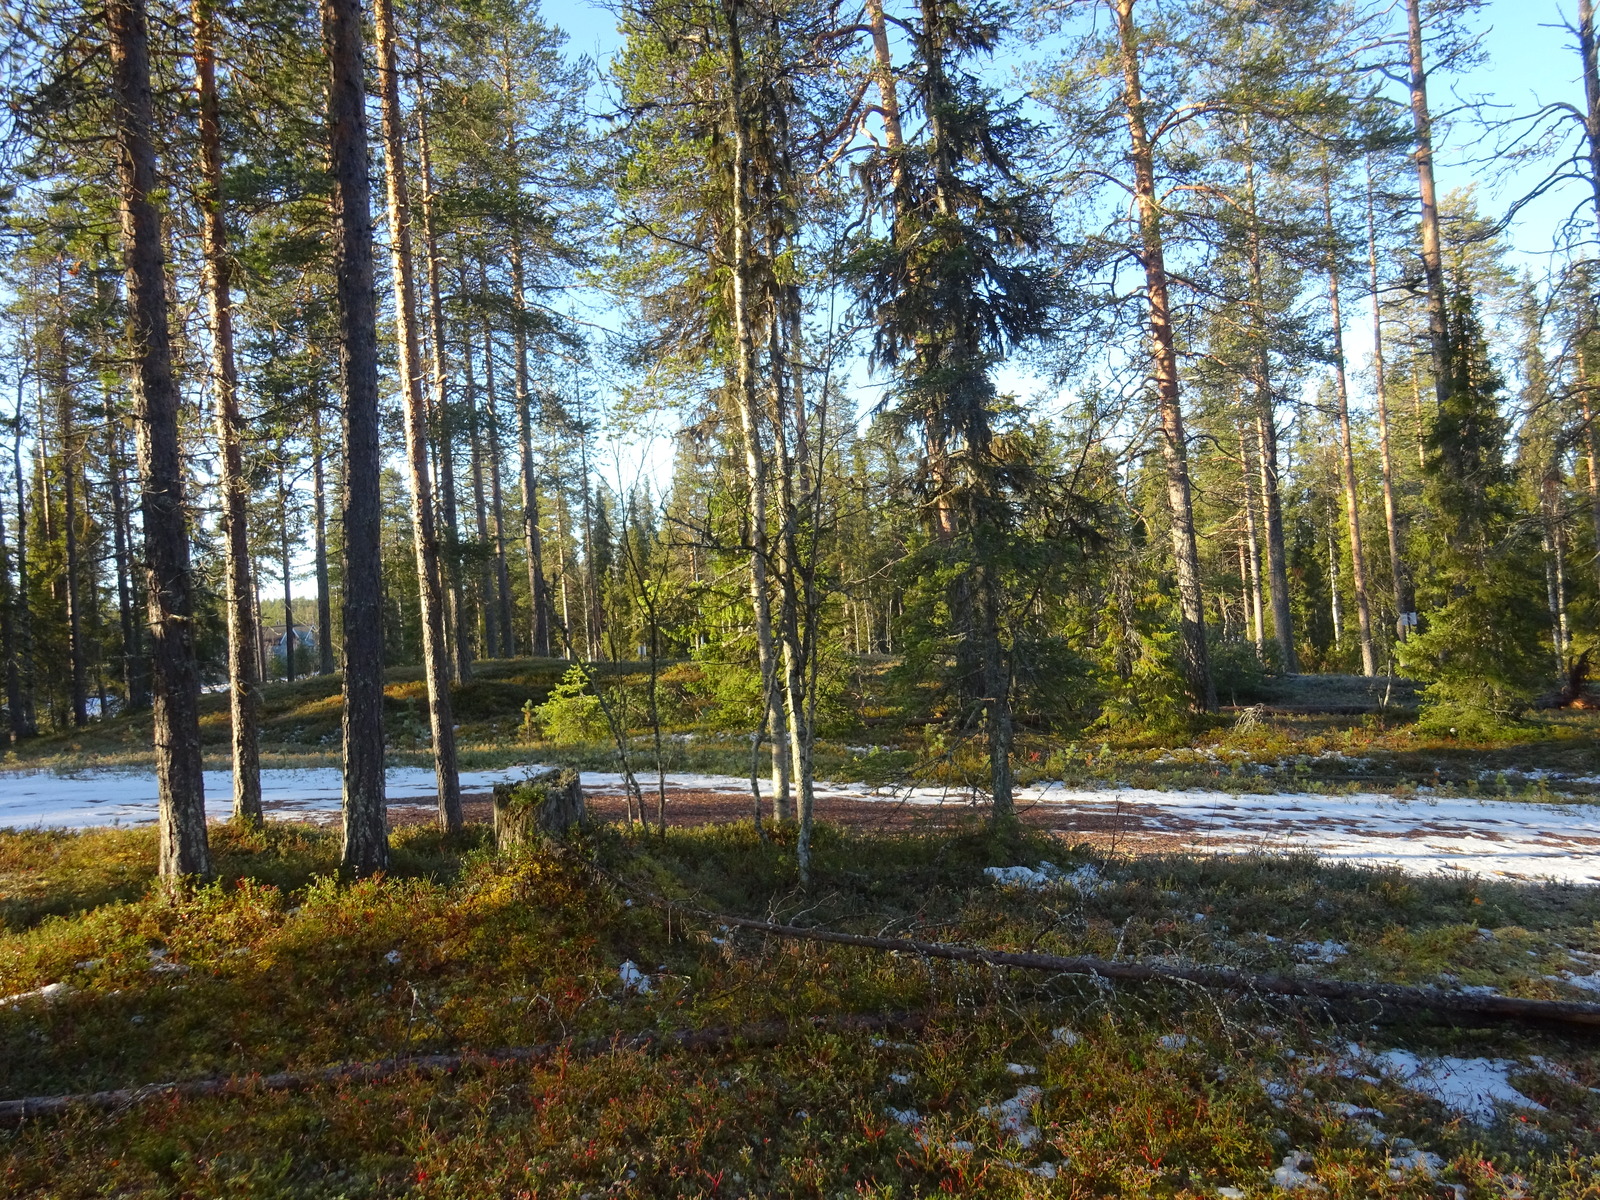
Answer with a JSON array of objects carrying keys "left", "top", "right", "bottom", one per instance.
[
  {"left": 0, "top": 1011, "right": 927, "bottom": 1124},
  {"left": 707, "top": 912, "right": 1600, "bottom": 1030}
]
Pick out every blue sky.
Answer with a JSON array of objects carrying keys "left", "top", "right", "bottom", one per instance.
[{"left": 530, "top": 0, "right": 1595, "bottom": 506}]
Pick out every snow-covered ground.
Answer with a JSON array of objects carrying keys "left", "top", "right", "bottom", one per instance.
[{"left": 1, "top": 766, "right": 1596, "bottom": 885}]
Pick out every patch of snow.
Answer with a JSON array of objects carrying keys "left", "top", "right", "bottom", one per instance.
[
  {"left": 888, "top": 1072, "right": 914, "bottom": 1086},
  {"left": 1556, "top": 970, "right": 1600, "bottom": 994},
  {"left": 1294, "top": 940, "right": 1348, "bottom": 964},
  {"left": 885, "top": 1106, "right": 921, "bottom": 1126},
  {"left": 998, "top": 1159, "right": 1058, "bottom": 1179},
  {"left": 1050, "top": 1027, "right": 1081, "bottom": 1047},
  {"left": 1271, "top": 1150, "right": 1321, "bottom": 1191},
  {"left": 977, "top": 1085, "right": 1043, "bottom": 1148},
  {"left": 2, "top": 981, "right": 72, "bottom": 1006},
  {"left": 1158, "top": 1034, "right": 1189, "bottom": 1050},
  {"left": 1005, "top": 1062, "right": 1038, "bottom": 1076},
  {"left": 1386, "top": 1149, "right": 1443, "bottom": 1179},
  {"left": 985, "top": 865, "right": 1057, "bottom": 890},
  {"left": 383, "top": 950, "right": 402, "bottom": 965},
  {"left": 617, "top": 960, "right": 653, "bottom": 994},
  {"left": 1218, "top": 1189, "right": 1246, "bottom": 1199},
  {"left": 1360, "top": 1048, "right": 1545, "bottom": 1126},
  {"left": 13, "top": 765, "right": 1600, "bottom": 885}
]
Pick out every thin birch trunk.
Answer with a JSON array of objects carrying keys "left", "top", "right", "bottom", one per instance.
[
  {"left": 375, "top": 0, "right": 462, "bottom": 833},
  {"left": 1238, "top": 418, "right": 1265, "bottom": 656},
  {"left": 1241, "top": 150, "right": 1296, "bottom": 673},
  {"left": 509, "top": 252, "right": 550, "bottom": 656},
  {"left": 106, "top": 410, "right": 145, "bottom": 709},
  {"left": 1322, "top": 158, "right": 1376, "bottom": 675},
  {"left": 467, "top": 327, "right": 497, "bottom": 656},
  {"left": 416, "top": 90, "right": 469, "bottom": 684},
  {"left": 1365, "top": 161, "right": 1409, "bottom": 639},
  {"left": 56, "top": 353, "right": 87, "bottom": 728},
  {"left": 280, "top": 464, "right": 296, "bottom": 683},
  {"left": 475, "top": 300, "right": 514, "bottom": 656},
  {"left": 312, "top": 412, "right": 334, "bottom": 675},
  {"left": 723, "top": 0, "right": 790, "bottom": 821},
  {"left": 9, "top": 413, "right": 33, "bottom": 740}
]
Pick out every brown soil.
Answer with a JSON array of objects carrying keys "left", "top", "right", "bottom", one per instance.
[{"left": 373, "top": 783, "right": 1235, "bottom": 857}]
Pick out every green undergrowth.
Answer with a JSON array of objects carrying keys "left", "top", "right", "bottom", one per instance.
[
  {"left": 1, "top": 820, "right": 1598, "bottom": 1196},
  {"left": 6, "top": 661, "right": 1600, "bottom": 805}
]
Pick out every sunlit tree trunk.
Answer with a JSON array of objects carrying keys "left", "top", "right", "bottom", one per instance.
[
  {"left": 194, "top": 0, "right": 262, "bottom": 819},
  {"left": 312, "top": 411, "right": 335, "bottom": 675},
  {"left": 723, "top": 0, "right": 790, "bottom": 821},
  {"left": 54, "top": 342, "right": 87, "bottom": 728},
  {"left": 9, "top": 421, "right": 34, "bottom": 741},
  {"left": 1365, "top": 162, "right": 1408, "bottom": 640},
  {"left": 1322, "top": 158, "right": 1376, "bottom": 675},
  {"left": 1238, "top": 418, "right": 1265, "bottom": 656},
  {"left": 323, "top": 0, "right": 389, "bottom": 874},
  {"left": 484, "top": 347, "right": 515, "bottom": 656},
  {"left": 110, "top": 0, "right": 210, "bottom": 880},
  {"left": 375, "top": 0, "right": 461, "bottom": 831},
  {"left": 466, "top": 326, "right": 498, "bottom": 657},
  {"left": 280, "top": 463, "right": 297, "bottom": 684},
  {"left": 1114, "top": 0, "right": 1215, "bottom": 708},
  {"left": 1406, "top": 0, "right": 1450, "bottom": 410},
  {"left": 415, "top": 89, "right": 469, "bottom": 684}
]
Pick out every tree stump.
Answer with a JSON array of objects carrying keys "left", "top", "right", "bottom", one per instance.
[{"left": 493, "top": 769, "right": 585, "bottom": 849}]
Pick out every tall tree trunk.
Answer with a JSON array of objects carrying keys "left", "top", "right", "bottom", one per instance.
[
  {"left": 109, "top": 0, "right": 210, "bottom": 880},
  {"left": 1365, "top": 161, "right": 1409, "bottom": 640},
  {"left": 1541, "top": 472, "right": 1570, "bottom": 669},
  {"left": 723, "top": 0, "right": 790, "bottom": 822},
  {"left": 312, "top": 410, "right": 334, "bottom": 675},
  {"left": 1580, "top": 0, "right": 1600, "bottom": 240},
  {"left": 106, "top": 409, "right": 145, "bottom": 709},
  {"left": 0, "top": 459, "right": 15, "bottom": 745},
  {"left": 415, "top": 91, "right": 469, "bottom": 684},
  {"left": 1322, "top": 158, "right": 1376, "bottom": 675},
  {"left": 323, "top": 0, "right": 388, "bottom": 873},
  {"left": 1115, "top": 0, "right": 1215, "bottom": 709},
  {"left": 55, "top": 356, "right": 87, "bottom": 728},
  {"left": 1241, "top": 150, "right": 1297, "bottom": 674},
  {"left": 1580, "top": 348, "right": 1600, "bottom": 590},
  {"left": 1406, "top": 0, "right": 1450, "bottom": 409},
  {"left": 195, "top": 0, "right": 262, "bottom": 820},
  {"left": 467, "top": 326, "right": 498, "bottom": 657},
  {"left": 280, "top": 465, "right": 297, "bottom": 683},
  {"left": 375, "top": 0, "right": 462, "bottom": 832},
  {"left": 508, "top": 251, "right": 551, "bottom": 656},
  {"left": 484, "top": 341, "right": 514, "bottom": 656},
  {"left": 1238, "top": 418, "right": 1266, "bottom": 656},
  {"left": 9, "top": 417, "right": 34, "bottom": 740}
]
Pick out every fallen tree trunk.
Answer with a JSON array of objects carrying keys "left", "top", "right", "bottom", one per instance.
[
  {"left": 0, "top": 1012, "right": 926, "bottom": 1123},
  {"left": 707, "top": 912, "right": 1600, "bottom": 1029}
]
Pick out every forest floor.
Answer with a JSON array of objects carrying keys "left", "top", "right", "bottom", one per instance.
[
  {"left": 3, "top": 659, "right": 1599, "bottom": 804},
  {"left": 1, "top": 819, "right": 1598, "bottom": 1197}
]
